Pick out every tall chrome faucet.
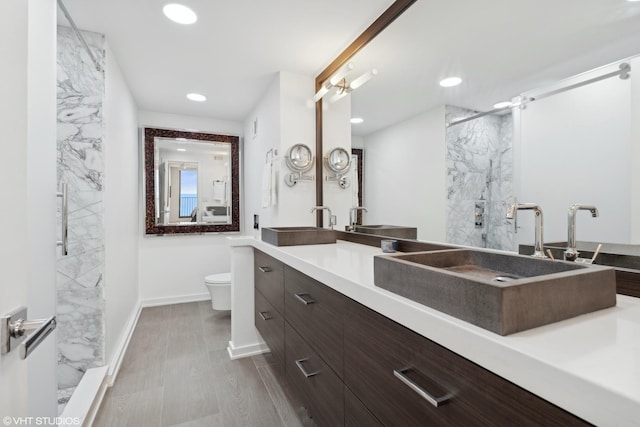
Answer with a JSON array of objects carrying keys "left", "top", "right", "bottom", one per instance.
[
  {"left": 565, "top": 204, "right": 599, "bottom": 261},
  {"left": 506, "top": 203, "right": 547, "bottom": 258},
  {"left": 348, "top": 206, "right": 368, "bottom": 231},
  {"left": 311, "top": 206, "right": 336, "bottom": 230}
]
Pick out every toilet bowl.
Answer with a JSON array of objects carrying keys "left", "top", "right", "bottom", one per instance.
[{"left": 204, "top": 272, "right": 231, "bottom": 311}]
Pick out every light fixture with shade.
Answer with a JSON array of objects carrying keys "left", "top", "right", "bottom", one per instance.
[
  {"left": 163, "top": 4, "right": 197, "bottom": 24},
  {"left": 324, "top": 68, "right": 379, "bottom": 103},
  {"left": 313, "top": 62, "right": 355, "bottom": 102}
]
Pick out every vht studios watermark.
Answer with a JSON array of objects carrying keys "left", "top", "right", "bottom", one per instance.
[{"left": 2, "top": 417, "right": 80, "bottom": 426}]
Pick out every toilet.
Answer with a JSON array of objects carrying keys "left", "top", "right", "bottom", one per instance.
[{"left": 204, "top": 272, "right": 231, "bottom": 311}]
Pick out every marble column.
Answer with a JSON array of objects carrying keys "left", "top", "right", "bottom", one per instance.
[
  {"left": 56, "top": 26, "right": 105, "bottom": 412},
  {"left": 445, "top": 106, "right": 514, "bottom": 251}
]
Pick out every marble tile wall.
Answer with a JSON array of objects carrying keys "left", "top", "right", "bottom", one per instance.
[
  {"left": 56, "top": 26, "right": 105, "bottom": 413},
  {"left": 445, "top": 106, "right": 514, "bottom": 251}
]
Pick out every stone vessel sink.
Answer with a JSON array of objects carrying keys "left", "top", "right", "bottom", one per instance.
[
  {"left": 262, "top": 227, "right": 337, "bottom": 246},
  {"left": 374, "top": 249, "right": 616, "bottom": 335},
  {"left": 354, "top": 224, "right": 417, "bottom": 240}
]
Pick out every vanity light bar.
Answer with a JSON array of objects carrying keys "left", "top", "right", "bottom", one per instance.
[{"left": 313, "top": 63, "right": 355, "bottom": 102}]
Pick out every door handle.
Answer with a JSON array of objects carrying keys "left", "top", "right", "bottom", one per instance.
[
  {"left": 56, "top": 182, "right": 68, "bottom": 256},
  {"left": 1, "top": 307, "right": 57, "bottom": 360}
]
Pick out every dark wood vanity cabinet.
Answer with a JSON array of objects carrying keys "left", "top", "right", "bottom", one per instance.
[
  {"left": 344, "top": 300, "right": 591, "bottom": 427},
  {"left": 254, "top": 249, "right": 591, "bottom": 427},
  {"left": 284, "top": 266, "right": 345, "bottom": 378},
  {"left": 254, "top": 249, "right": 285, "bottom": 314}
]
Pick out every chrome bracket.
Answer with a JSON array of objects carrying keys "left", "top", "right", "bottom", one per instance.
[{"left": 1, "top": 307, "right": 56, "bottom": 360}]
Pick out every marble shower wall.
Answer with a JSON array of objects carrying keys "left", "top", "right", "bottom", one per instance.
[
  {"left": 56, "top": 26, "right": 105, "bottom": 409},
  {"left": 446, "top": 106, "right": 514, "bottom": 251}
]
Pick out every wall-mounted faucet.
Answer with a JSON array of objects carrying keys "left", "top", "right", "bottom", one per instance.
[
  {"left": 506, "top": 203, "right": 547, "bottom": 258},
  {"left": 565, "top": 204, "right": 599, "bottom": 261},
  {"left": 311, "top": 206, "right": 336, "bottom": 230},
  {"left": 348, "top": 206, "right": 368, "bottom": 231}
]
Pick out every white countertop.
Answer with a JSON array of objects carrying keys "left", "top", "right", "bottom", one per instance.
[{"left": 230, "top": 237, "right": 640, "bottom": 427}]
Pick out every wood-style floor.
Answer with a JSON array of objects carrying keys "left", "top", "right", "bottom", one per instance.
[{"left": 94, "top": 301, "right": 315, "bottom": 427}]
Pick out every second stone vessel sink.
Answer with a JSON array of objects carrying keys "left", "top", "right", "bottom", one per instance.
[
  {"left": 354, "top": 224, "right": 417, "bottom": 240},
  {"left": 374, "top": 249, "right": 616, "bottom": 335},
  {"left": 262, "top": 226, "right": 336, "bottom": 246}
]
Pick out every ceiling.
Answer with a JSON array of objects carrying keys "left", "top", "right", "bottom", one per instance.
[
  {"left": 58, "top": 0, "right": 640, "bottom": 134},
  {"left": 57, "top": 0, "right": 395, "bottom": 122},
  {"left": 338, "top": 0, "right": 640, "bottom": 136}
]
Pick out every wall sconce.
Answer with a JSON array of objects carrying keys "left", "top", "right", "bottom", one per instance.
[
  {"left": 312, "top": 63, "right": 378, "bottom": 103},
  {"left": 284, "top": 144, "right": 315, "bottom": 187},
  {"left": 324, "top": 147, "right": 351, "bottom": 189}
]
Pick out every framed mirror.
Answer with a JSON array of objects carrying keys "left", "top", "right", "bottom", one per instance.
[
  {"left": 144, "top": 127, "right": 240, "bottom": 235},
  {"left": 316, "top": 0, "right": 640, "bottom": 250}
]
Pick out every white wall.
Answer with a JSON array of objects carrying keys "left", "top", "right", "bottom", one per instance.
[
  {"left": 517, "top": 60, "right": 632, "bottom": 245},
  {"left": 243, "top": 72, "right": 317, "bottom": 234},
  {"left": 630, "top": 56, "right": 640, "bottom": 242},
  {"left": 103, "top": 40, "right": 140, "bottom": 368},
  {"left": 362, "top": 107, "right": 447, "bottom": 242},
  {"left": 0, "top": 0, "right": 57, "bottom": 417},
  {"left": 243, "top": 75, "right": 280, "bottom": 235},
  {"left": 323, "top": 95, "right": 353, "bottom": 229},
  {"left": 138, "top": 111, "right": 243, "bottom": 302}
]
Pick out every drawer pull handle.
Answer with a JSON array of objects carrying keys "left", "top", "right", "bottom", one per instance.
[
  {"left": 393, "top": 368, "right": 451, "bottom": 407},
  {"left": 294, "top": 293, "right": 316, "bottom": 305},
  {"left": 295, "top": 358, "right": 319, "bottom": 378},
  {"left": 259, "top": 311, "right": 272, "bottom": 321},
  {"left": 258, "top": 266, "right": 272, "bottom": 273}
]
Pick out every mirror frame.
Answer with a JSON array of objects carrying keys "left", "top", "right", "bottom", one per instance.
[
  {"left": 144, "top": 127, "right": 240, "bottom": 235},
  {"left": 314, "top": 0, "right": 416, "bottom": 226}
]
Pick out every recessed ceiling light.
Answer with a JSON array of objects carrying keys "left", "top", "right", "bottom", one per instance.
[
  {"left": 493, "top": 101, "right": 512, "bottom": 109},
  {"left": 163, "top": 4, "right": 197, "bottom": 25},
  {"left": 351, "top": 117, "right": 364, "bottom": 124},
  {"left": 186, "top": 93, "right": 206, "bottom": 102},
  {"left": 439, "top": 76, "right": 462, "bottom": 88},
  {"left": 176, "top": 148, "right": 187, "bottom": 152}
]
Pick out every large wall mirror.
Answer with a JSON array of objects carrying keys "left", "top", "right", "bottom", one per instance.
[
  {"left": 144, "top": 127, "right": 240, "bottom": 235},
  {"left": 317, "top": 0, "right": 640, "bottom": 252}
]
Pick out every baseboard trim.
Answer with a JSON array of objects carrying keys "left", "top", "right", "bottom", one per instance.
[
  {"left": 106, "top": 301, "right": 143, "bottom": 386},
  {"left": 61, "top": 365, "right": 108, "bottom": 427},
  {"left": 227, "top": 340, "right": 269, "bottom": 360},
  {"left": 140, "top": 292, "right": 210, "bottom": 308}
]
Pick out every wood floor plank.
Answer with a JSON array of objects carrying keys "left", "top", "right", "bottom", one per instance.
[
  {"left": 161, "top": 352, "right": 220, "bottom": 427},
  {"left": 95, "top": 301, "right": 310, "bottom": 427},
  {"left": 93, "top": 386, "right": 163, "bottom": 427}
]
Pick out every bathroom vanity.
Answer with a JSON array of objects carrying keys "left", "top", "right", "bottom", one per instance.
[{"left": 229, "top": 237, "right": 640, "bottom": 427}]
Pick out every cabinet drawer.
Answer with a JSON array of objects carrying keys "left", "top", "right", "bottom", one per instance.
[
  {"left": 254, "top": 249, "right": 284, "bottom": 314},
  {"left": 344, "top": 301, "right": 591, "bottom": 427},
  {"left": 284, "top": 266, "right": 345, "bottom": 378},
  {"left": 285, "top": 322, "right": 344, "bottom": 427},
  {"left": 255, "top": 288, "right": 284, "bottom": 373},
  {"left": 345, "top": 386, "right": 383, "bottom": 427}
]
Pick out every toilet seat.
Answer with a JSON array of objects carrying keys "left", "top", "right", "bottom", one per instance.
[{"left": 205, "top": 272, "right": 231, "bottom": 285}]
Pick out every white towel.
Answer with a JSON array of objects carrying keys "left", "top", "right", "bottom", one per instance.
[
  {"left": 261, "top": 163, "right": 271, "bottom": 208},
  {"left": 270, "top": 157, "right": 278, "bottom": 207},
  {"left": 213, "top": 180, "right": 226, "bottom": 202}
]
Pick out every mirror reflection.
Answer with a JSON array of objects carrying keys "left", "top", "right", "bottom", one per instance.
[
  {"left": 320, "top": 0, "right": 640, "bottom": 252},
  {"left": 144, "top": 128, "right": 240, "bottom": 234}
]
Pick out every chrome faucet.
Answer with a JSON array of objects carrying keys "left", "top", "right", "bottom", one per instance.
[
  {"left": 348, "top": 206, "right": 368, "bottom": 231},
  {"left": 310, "top": 206, "right": 336, "bottom": 230},
  {"left": 565, "top": 204, "right": 599, "bottom": 261},
  {"left": 506, "top": 203, "right": 547, "bottom": 258}
]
